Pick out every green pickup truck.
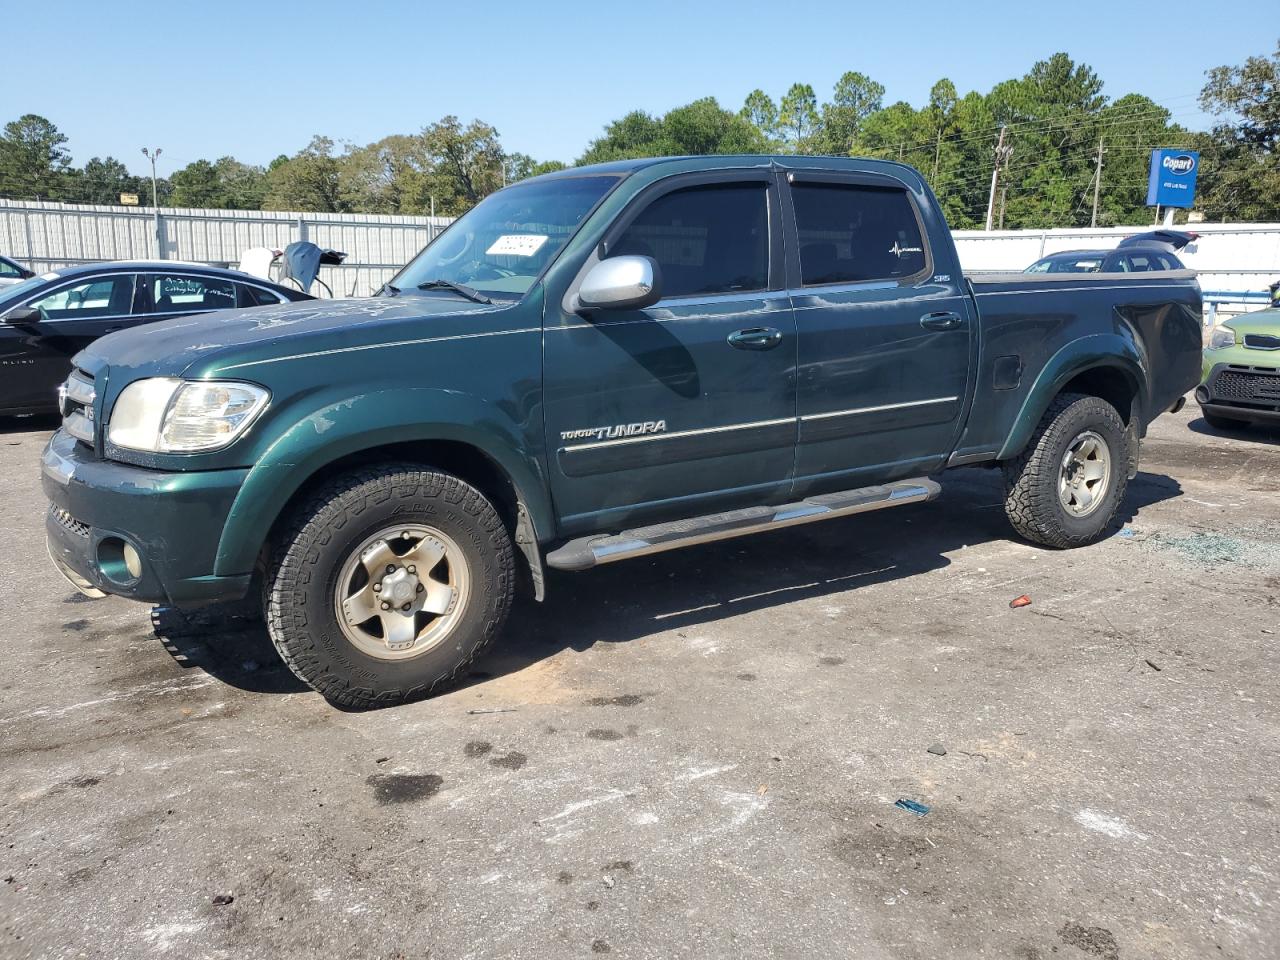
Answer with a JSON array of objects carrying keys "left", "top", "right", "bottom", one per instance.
[{"left": 42, "top": 155, "right": 1203, "bottom": 707}]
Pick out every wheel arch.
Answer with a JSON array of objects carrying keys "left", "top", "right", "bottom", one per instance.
[
  {"left": 998, "top": 334, "right": 1148, "bottom": 461},
  {"left": 212, "top": 389, "right": 553, "bottom": 589}
]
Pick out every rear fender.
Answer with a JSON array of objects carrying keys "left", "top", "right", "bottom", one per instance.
[
  {"left": 213, "top": 388, "right": 550, "bottom": 576},
  {"left": 997, "top": 333, "right": 1148, "bottom": 461}
]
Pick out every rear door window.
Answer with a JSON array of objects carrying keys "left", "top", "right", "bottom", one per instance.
[
  {"left": 148, "top": 274, "right": 238, "bottom": 314},
  {"left": 238, "top": 283, "right": 284, "bottom": 307},
  {"left": 28, "top": 275, "right": 136, "bottom": 320},
  {"left": 609, "top": 182, "right": 769, "bottom": 298},
  {"left": 792, "top": 182, "right": 927, "bottom": 285}
]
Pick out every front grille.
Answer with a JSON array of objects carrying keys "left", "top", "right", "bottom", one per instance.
[
  {"left": 58, "top": 369, "right": 96, "bottom": 446},
  {"left": 1211, "top": 366, "right": 1280, "bottom": 407},
  {"left": 50, "top": 505, "right": 91, "bottom": 538},
  {"left": 1244, "top": 333, "right": 1280, "bottom": 350}
]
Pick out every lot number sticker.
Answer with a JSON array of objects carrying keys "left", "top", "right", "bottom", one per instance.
[{"left": 486, "top": 234, "right": 548, "bottom": 257}]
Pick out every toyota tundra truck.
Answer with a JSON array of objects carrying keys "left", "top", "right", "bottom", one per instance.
[{"left": 40, "top": 155, "right": 1203, "bottom": 707}]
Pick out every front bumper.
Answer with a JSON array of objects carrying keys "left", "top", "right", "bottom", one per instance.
[
  {"left": 42, "top": 430, "right": 253, "bottom": 605},
  {"left": 1196, "top": 361, "right": 1280, "bottom": 422}
]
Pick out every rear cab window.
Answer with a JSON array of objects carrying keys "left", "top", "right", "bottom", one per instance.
[{"left": 791, "top": 182, "right": 927, "bottom": 285}]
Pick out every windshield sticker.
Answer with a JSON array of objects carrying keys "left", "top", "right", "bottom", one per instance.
[
  {"left": 486, "top": 234, "right": 548, "bottom": 257},
  {"left": 40, "top": 272, "right": 60, "bottom": 281}
]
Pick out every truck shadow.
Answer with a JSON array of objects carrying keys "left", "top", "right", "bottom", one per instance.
[{"left": 153, "top": 466, "right": 1182, "bottom": 702}]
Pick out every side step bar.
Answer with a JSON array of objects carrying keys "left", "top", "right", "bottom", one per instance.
[{"left": 545, "top": 477, "right": 940, "bottom": 571}]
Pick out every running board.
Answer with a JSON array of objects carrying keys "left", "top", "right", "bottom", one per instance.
[{"left": 545, "top": 478, "right": 940, "bottom": 571}]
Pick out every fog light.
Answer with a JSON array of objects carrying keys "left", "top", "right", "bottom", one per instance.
[
  {"left": 123, "top": 542, "right": 142, "bottom": 579},
  {"left": 1194, "top": 385, "right": 1210, "bottom": 404},
  {"left": 97, "top": 537, "right": 142, "bottom": 585}
]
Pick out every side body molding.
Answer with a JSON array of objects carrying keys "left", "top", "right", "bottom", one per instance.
[
  {"left": 213, "top": 388, "right": 552, "bottom": 577},
  {"left": 996, "top": 333, "right": 1148, "bottom": 461}
]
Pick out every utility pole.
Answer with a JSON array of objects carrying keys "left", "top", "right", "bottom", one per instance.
[
  {"left": 1090, "top": 136, "right": 1105, "bottom": 228},
  {"left": 141, "top": 146, "right": 162, "bottom": 259},
  {"left": 997, "top": 145, "right": 1012, "bottom": 229},
  {"left": 984, "top": 126, "right": 1011, "bottom": 232}
]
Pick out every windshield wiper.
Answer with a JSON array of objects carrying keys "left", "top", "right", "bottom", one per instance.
[{"left": 416, "top": 279, "right": 492, "bottom": 304}]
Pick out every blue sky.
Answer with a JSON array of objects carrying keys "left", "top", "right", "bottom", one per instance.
[{"left": 14, "top": 0, "right": 1271, "bottom": 178}]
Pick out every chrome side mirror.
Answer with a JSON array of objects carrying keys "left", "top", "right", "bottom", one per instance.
[{"left": 576, "top": 256, "right": 662, "bottom": 312}]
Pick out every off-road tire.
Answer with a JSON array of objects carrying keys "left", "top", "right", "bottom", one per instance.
[
  {"left": 265, "top": 465, "right": 514, "bottom": 708},
  {"left": 1200, "top": 408, "right": 1245, "bottom": 432},
  {"left": 1002, "top": 392, "right": 1129, "bottom": 549}
]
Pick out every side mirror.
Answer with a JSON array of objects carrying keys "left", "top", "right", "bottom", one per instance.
[
  {"left": 576, "top": 256, "right": 662, "bottom": 312},
  {"left": 2, "top": 306, "right": 41, "bottom": 326}
]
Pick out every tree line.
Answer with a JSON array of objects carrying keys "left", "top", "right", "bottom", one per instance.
[{"left": 1, "top": 43, "right": 1275, "bottom": 227}]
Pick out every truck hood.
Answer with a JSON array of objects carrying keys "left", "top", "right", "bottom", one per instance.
[{"left": 77, "top": 294, "right": 503, "bottom": 380}]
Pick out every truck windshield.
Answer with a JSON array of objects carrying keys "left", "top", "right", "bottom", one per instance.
[{"left": 388, "top": 175, "right": 617, "bottom": 299}]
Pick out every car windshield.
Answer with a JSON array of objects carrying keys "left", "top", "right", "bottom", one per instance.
[
  {"left": 388, "top": 175, "right": 618, "bottom": 299},
  {"left": 1027, "top": 256, "right": 1102, "bottom": 274},
  {"left": 0, "top": 274, "right": 49, "bottom": 309}
]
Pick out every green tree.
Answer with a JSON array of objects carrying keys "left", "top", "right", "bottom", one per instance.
[
  {"left": 0, "top": 114, "right": 72, "bottom": 199},
  {"left": 778, "top": 83, "right": 820, "bottom": 151},
  {"left": 264, "top": 136, "right": 346, "bottom": 212},
  {"left": 213, "top": 157, "right": 267, "bottom": 209},
  {"left": 338, "top": 135, "right": 429, "bottom": 213},
  {"left": 1195, "top": 40, "right": 1280, "bottom": 222},
  {"left": 579, "top": 98, "right": 766, "bottom": 164},
  {"left": 170, "top": 159, "right": 225, "bottom": 207},
  {"left": 815, "top": 71, "right": 885, "bottom": 155},
  {"left": 73, "top": 156, "right": 147, "bottom": 205},
  {"left": 420, "top": 116, "right": 505, "bottom": 215},
  {"left": 740, "top": 89, "right": 781, "bottom": 145}
]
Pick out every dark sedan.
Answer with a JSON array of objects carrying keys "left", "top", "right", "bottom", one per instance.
[
  {"left": 0, "top": 255, "right": 35, "bottom": 286},
  {"left": 0, "top": 261, "right": 311, "bottom": 415},
  {"left": 1025, "top": 229, "right": 1197, "bottom": 275},
  {"left": 1025, "top": 246, "right": 1186, "bottom": 275}
]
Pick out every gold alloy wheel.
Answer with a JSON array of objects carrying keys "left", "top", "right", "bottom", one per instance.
[
  {"left": 333, "top": 524, "right": 470, "bottom": 660},
  {"left": 1058, "top": 429, "right": 1111, "bottom": 518}
]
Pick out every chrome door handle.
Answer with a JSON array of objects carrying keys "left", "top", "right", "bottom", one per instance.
[
  {"left": 727, "top": 327, "right": 783, "bottom": 350},
  {"left": 920, "top": 311, "right": 965, "bottom": 331}
]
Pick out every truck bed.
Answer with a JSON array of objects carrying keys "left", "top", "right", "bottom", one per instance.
[{"left": 948, "top": 269, "right": 1204, "bottom": 466}]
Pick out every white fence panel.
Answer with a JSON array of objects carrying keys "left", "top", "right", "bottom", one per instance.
[
  {"left": 954, "top": 223, "right": 1280, "bottom": 321},
  {"left": 0, "top": 199, "right": 452, "bottom": 297}
]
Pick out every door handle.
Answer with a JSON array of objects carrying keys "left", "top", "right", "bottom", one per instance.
[
  {"left": 920, "top": 311, "right": 965, "bottom": 332},
  {"left": 727, "top": 327, "right": 783, "bottom": 350}
]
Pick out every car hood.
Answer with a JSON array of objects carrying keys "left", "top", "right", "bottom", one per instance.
[
  {"left": 1225, "top": 308, "right": 1280, "bottom": 337},
  {"left": 77, "top": 294, "right": 505, "bottom": 381}
]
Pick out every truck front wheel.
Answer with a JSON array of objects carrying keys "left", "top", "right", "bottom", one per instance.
[
  {"left": 265, "top": 466, "right": 514, "bottom": 708},
  {"left": 1001, "top": 393, "right": 1129, "bottom": 549}
]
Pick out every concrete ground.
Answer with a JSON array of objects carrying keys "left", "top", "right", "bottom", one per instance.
[{"left": 1, "top": 403, "right": 1277, "bottom": 960}]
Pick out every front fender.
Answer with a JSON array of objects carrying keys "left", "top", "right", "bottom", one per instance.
[
  {"left": 997, "top": 333, "right": 1148, "bottom": 461},
  {"left": 213, "top": 388, "right": 551, "bottom": 576}
]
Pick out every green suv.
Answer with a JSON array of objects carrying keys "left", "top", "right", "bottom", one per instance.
[{"left": 1197, "top": 309, "right": 1280, "bottom": 429}]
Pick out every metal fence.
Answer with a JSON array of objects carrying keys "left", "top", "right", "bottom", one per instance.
[
  {"left": 953, "top": 223, "right": 1280, "bottom": 322},
  {"left": 0, "top": 199, "right": 453, "bottom": 297}
]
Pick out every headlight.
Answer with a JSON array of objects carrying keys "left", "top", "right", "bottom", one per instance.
[
  {"left": 1208, "top": 326, "right": 1237, "bottom": 350},
  {"left": 108, "top": 378, "right": 269, "bottom": 453}
]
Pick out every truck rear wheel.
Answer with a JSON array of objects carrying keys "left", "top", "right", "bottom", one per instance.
[
  {"left": 1001, "top": 392, "right": 1129, "bottom": 549},
  {"left": 265, "top": 465, "right": 514, "bottom": 708}
]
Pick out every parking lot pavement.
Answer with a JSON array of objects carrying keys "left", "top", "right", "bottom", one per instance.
[{"left": 1, "top": 405, "right": 1277, "bottom": 960}]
